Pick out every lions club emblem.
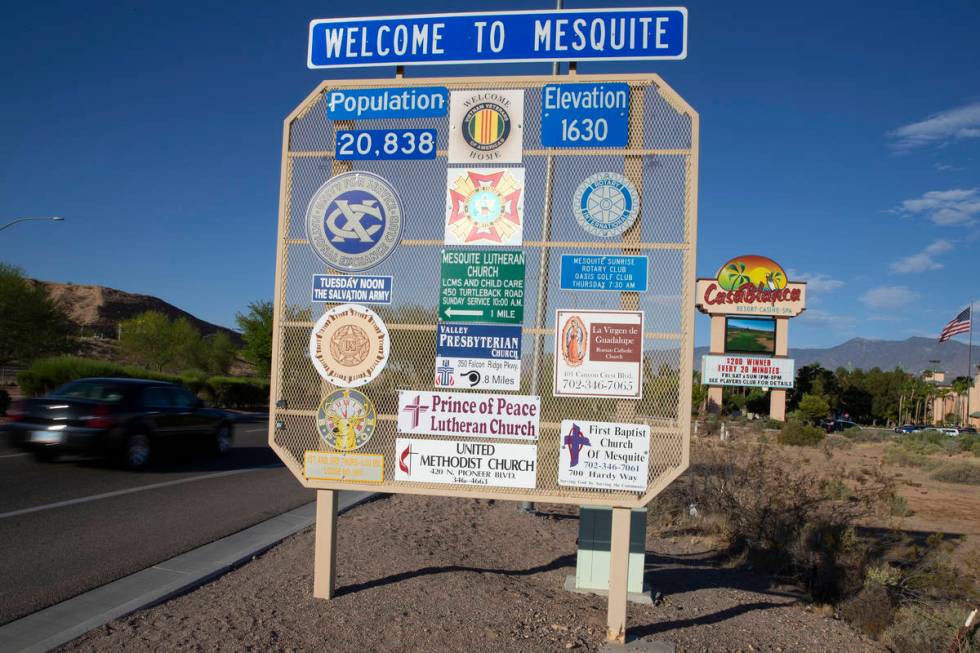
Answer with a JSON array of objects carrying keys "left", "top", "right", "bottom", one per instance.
[
  {"left": 573, "top": 172, "right": 640, "bottom": 238},
  {"left": 305, "top": 171, "right": 402, "bottom": 272},
  {"left": 316, "top": 389, "right": 377, "bottom": 451},
  {"left": 445, "top": 168, "right": 524, "bottom": 246},
  {"left": 309, "top": 304, "right": 390, "bottom": 387}
]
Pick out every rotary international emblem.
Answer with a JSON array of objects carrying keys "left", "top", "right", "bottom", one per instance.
[
  {"left": 572, "top": 172, "right": 641, "bottom": 238},
  {"left": 316, "top": 388, "right": 377, "bottom": 451},
  {"left": 309, "top": 304, "right": 390, "bottom": 387},
  {"left": 305, "top": 171, "right": 402, "bottom": 272},
  {"left": 445, "top": 168, "right": 525, "bottom": 246}
]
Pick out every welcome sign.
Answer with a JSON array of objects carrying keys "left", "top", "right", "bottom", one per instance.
[{"left": 308, "top": 8, "right": 688, "bottom": 68}]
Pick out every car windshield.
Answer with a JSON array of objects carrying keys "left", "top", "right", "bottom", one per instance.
[{"left": 50, "top": 380, "right": 128, "bottom": 403}]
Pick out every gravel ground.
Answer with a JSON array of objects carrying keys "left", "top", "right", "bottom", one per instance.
[{"left": 64, "top": 495, "right": 883, "bottom": 653}]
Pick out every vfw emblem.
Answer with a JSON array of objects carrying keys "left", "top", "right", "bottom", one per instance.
[
  {"left": 305, "top": 171, "right": 403, "bottom": 272},
  {"left": 445, "top": 168, "right": 524, "bottom": 246}
]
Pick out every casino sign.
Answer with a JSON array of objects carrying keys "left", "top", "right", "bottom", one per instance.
[{"left": 695, "top": 255, "right": 806, "bottom": 317}]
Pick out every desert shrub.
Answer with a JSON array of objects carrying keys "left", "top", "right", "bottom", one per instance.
[
  {"left": 896, "top": 430, "right": 958, "bottom": 456},
  {"left": 822, "top": 477, "right": 851, "bottom": 500},
  {"left": 690, "top": 444, "right": 889, "bottom": 603},
  {"left": 778, "top": 420, "right": 826, "bottom": 446},
  {"left": 839, "top": 583, "right": 894, "bottom": 639},
  {"left": 16, "top": 356, "right": 182, "bottom": 395},
  {"left": 929, "top": 462, "right": 980, "bottom": 485},
  {"left": 883, "top": 445, "right": 939, "bottom": 470},
  {"left": 958, "top": 433, "right": 980, "bottom": 454},
  {"left": 760, "top": 418, "right": 782, "bottom": 430},
  {"left": 0, "top": 388, "right": 9, "bottom": 415},
  {"left": 843, "top": 427, "right": 889, "bottom": 443},
  {"left": 823, "top": 434, "right": 852, "bottom": 450},
  {"left": 855, "top": 534, "right": 980, "bottom": 650},
  {"left": 888, "top": 493, "right": 911, "bottom": 517},
  {"left": 206, "top": 376, "right": 269, "bottom": 409},
  {"left": 882, "top": 604, "right": 979, "bottom": 653}
]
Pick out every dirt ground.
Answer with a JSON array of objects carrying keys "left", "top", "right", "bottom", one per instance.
[
  {"left": 64, "top": 494, "right": 883, "bottom": 653},
  {"left": 774, "top": 434, "right": 980, "bottom": 565}
]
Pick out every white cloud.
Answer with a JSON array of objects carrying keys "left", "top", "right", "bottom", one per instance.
[
  {"left": 797, "top": 309, "right": 856, "bottom": 328},
  {"left": 787, "top": 270, "right": 844, "bottom": 294},
  {"left": 888, "top": 101, "right": 980, "bottom": 150},
  {"left": 861, "top": 285, "right": 921, "bottom": 311},
  {"left": 895, "top": 188, "right": 980, "bottom": 226},
  {"left": 889, "top": 239, "right": 954, "bottom": 273},
  {"left": 934, "top": 162, "right": 960, "bottom": 172}
]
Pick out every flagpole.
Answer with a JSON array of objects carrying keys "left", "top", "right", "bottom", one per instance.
[{"left": 969, "top": 301, "right": 974, "bottom": 427}]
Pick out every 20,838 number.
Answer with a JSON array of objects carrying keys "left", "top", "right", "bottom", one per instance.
[{"left": 335, "top": 129, "right": 436, "bottom": 160}]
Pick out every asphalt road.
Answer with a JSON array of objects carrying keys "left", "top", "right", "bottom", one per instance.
[{"left": 0, "top": 422, "right": 314, "bottom": 625}]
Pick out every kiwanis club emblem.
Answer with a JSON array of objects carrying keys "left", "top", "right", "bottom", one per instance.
[
  {"left": 316, "top": 388, "right": 377, "bottom": 451},
  {"left": 445, "top": 168, "right": 524, "bottom": 246},
  {"left": 448, "top": 90, "right": 524, "bottom": 163},
  {"left": 309, "top": 304, "right": 390, "bottom": 388},
  {"left": 305, "top": 171, "right": 402, "bottom": 272},
  {"left": 573, "top": 172, "right": 641, "bottom": 238}
]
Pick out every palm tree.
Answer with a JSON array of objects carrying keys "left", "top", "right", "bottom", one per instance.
[
  {"left": 722, "top": 261, "right": 750, "bottom": 290},
  {"left": 765, "top": 270, "right": 785, "bottom": 290}
]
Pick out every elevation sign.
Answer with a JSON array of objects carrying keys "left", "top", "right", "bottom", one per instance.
[{"left": 308, "top": 8, "right": 688, "bottom": 68}]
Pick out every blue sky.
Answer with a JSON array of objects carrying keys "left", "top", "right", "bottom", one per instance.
[{"left": 2, "top": 0, "right": 979, "bottom": 348}]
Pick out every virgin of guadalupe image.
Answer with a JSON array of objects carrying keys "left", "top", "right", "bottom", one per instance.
[{"left": 562, "top": 316, "right": 587, "bottom": 367}]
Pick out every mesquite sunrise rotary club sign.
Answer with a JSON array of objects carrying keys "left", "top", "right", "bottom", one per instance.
[{"left": 695, "top": 255, "right": 806, "bottom": 317}]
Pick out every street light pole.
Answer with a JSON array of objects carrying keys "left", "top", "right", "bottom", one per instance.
[{"left": 0, "top": 216, "right": 64, "bottom": 232}]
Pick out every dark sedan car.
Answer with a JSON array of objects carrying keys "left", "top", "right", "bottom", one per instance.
[{"left": 4, "top": 378, "right": 234, "bottom": 468}]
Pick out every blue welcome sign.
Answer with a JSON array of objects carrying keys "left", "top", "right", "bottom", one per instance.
[{"left": 308, "top": 8, "right": 687, "bottom": 69}]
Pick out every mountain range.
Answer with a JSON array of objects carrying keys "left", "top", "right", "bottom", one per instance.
[{"left": 697, "top": 337, "right": 980, "bottom": 379}]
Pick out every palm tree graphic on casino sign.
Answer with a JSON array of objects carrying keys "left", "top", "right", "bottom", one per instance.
[{"left": 717, "top": 255, "right": 788, "bottom": 291}]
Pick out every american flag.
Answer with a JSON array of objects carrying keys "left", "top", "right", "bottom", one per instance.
[{"left": 938, "top": 307, "right": 972, "bottom": 343}]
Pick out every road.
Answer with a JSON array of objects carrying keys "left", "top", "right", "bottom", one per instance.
[{"left": 0, "top": 422, "right": 314, "bottom": 625}]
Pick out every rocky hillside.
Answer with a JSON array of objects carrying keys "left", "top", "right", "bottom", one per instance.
[{"left": 32, "top": 280, "right": 242, "bottom": 345}]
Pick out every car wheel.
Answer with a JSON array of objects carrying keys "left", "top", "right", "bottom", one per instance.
[
  {"left": 33, "top": 448, "right": 58, "bottom": 463},
  {"left": 125, "top": 433, "right": 152, "bottom": 469},
  {"left": 213, "top": 424, "right": 233, "bottom": 456}
]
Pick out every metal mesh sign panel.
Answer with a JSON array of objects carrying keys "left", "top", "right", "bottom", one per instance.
[{"left": 270, "top": 73, "right": 698, "bottom": 508}]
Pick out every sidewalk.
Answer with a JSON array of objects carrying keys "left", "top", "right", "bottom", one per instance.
[{"left": 0, "top": 491, "right": 374, "bottom": 653}]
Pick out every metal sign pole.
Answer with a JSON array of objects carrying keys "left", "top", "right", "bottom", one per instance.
[{"left": 522, "top": 0, "right": 564, "bottom": 515}]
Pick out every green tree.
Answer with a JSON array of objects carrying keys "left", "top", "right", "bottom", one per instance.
[
  {"left": 0, "top": 263, "right": 74, "bottom": 366},
  {"left": 236, "top": 300, "right": 273, "bottom": 379},
  {"left": 200, "top": 332, "right": 236, "bottom": 375},
  {"left": 119, "top": 311, "right": 180, "bottom": 371},
  {"left": 797, "top": 393, "right": 831, "bottom": 424}
]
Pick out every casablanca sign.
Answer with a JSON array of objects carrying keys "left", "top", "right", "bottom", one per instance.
[{"left": 695, "top": 254, "right": 806, "bottom": 317}]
